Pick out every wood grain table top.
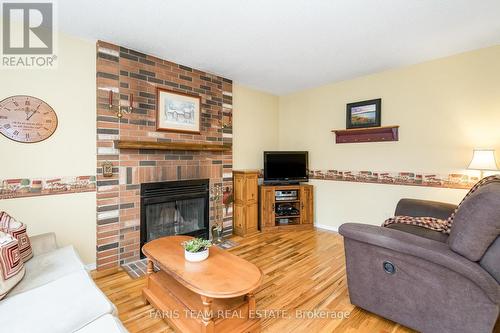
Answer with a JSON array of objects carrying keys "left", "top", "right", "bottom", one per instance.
[{"left": 142, "top": 235, "right": 263, "bottom": 298}]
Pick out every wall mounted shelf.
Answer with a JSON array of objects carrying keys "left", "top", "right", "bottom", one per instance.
[
  {"left": 332, "top": 125, "right": 399, "bottom": 144},
  {"left": 115, "top": 140, "right": 232, "bottom": 151}
]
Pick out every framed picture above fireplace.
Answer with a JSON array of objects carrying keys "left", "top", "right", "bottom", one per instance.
[
  {"left": 156, "top": 87, "right": 201, "bottom": 133},
  {"left": 346, "top": 98, "right": 381, "bottom": 129}
]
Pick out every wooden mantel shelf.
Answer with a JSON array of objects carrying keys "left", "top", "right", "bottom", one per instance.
[
  {"left": 332, "top": 125, "right": 399, "bottom": 144},
  {"left": 115, "top": 140, "right": 232, "bottom": 151}
]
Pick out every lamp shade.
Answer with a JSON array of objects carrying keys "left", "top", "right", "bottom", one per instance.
[{"left": 467, "top": 149, "right": 499, "bottom": 171}]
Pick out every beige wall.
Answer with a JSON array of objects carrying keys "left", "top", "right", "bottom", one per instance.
[
  {"left": 0, "top": 33, "right": 97, "bottom": 264},
  {"left": 279, "top": 46, "right": 500, "bottom": 230},
  {"left": 312, "top": 180, "right": 467, "bottom": 231},
  {"left": 233, "top": 84, "right": 280, "bottom": 170},
  {"left": 0, "top": 193, "right": 96, "bottom": 263}
]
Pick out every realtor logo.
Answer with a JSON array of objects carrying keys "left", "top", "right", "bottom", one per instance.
[{"left": 1, "top": 2, "right": 57, "bottom": 68}]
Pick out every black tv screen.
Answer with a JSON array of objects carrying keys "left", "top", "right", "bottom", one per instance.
[{"left": 264, "top": 151, "right": 308, "bottom": 183}]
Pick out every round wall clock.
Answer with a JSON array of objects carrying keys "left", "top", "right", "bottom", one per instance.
[{"left": 0, "top": 95, "right": 58, "bottom": 143}]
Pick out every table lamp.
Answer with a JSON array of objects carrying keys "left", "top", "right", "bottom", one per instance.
[{"left": 467, "top": 149, "right": 499, "bottom": 178}]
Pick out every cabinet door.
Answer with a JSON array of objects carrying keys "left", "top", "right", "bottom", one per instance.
[
  {"left": 233, "top": 174, "right": 245, "bottom": 204},
  {"left": 233, "top": 204, "right": 245, "bottom": 235},
  {"left": 246, "top": 202, "right": 258, "bottom": 233},
  {"left": 300, "top": 185, "right": 314, "bottom": 224},
  {"left": 260, "top": 187, "right": 275, "bottom": 228},
  {"left": 246, "top": 175, "right": 258, "bottom": 203}
]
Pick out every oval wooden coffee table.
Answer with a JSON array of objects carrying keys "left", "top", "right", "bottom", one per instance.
[{"left": 142, "top": 236, "right": 263, "bottom": 333}]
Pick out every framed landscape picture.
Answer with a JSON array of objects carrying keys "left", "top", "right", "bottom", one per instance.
[
  {"left": 157, "top": 88, "right": 201, "bottom": 133},
  {"left": 346, "top": 98, "right": 381, "bottom": 129}
]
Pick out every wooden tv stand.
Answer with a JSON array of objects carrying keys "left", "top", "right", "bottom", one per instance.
[{"left": 259, "top": 184, "right": 314, "bottom": 231}]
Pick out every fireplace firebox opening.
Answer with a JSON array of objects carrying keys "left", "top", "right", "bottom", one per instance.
[{"left": 140, "top": 179, "right": 209, "bottom": 258}]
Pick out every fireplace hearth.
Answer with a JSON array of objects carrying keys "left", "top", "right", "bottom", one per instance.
[{"left": 140, "top": 179, "right": 209, "bottom": 258}]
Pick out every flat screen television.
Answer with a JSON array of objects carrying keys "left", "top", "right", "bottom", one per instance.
[{"left": 263, "top": 151, "right": 309, "bottom": 184}]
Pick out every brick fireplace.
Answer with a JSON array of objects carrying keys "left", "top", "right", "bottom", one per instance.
[{"left": 96, "top": 41, "right": 233, "bottom": 270}]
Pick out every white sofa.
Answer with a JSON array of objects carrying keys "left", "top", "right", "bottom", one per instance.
[{"left": 0, "top": 233, "right": 128, "bottom": 333}]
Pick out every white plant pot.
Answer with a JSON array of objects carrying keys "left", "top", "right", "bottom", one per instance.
[{"left": 184, "top": 248, "right": 209, "bottom": 262}]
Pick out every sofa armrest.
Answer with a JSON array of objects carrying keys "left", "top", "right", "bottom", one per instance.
[
  {"left": 29, "top": 232, "right": 58, "bottom": 256},
  {"left": 339, "top": 223, "right": 499, "bottom": 303},
  {"left": 395, "top": 198, "right": 457, "bottom": 219}
]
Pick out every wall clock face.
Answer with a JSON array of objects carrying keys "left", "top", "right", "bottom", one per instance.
[{"left": 0, "top": 95, "right": 58, "bottom": 143}]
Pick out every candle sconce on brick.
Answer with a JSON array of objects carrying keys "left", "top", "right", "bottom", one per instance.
[
  {"left": 118, "top": 93, "right": 134, "bottom": 118},
  {"left": 109, "top": 90, "right": 133, "bottom": 118}
]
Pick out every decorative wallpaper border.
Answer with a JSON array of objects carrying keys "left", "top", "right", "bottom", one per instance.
[
  {"left": 0, "top": 175, "right": 96, "bottom": 200},
  {"left": 307, "top": 169, "right": 478, "bottom": 189}
]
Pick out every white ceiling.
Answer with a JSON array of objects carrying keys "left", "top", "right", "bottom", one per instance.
[{"left": 56, "top": 0, "right": 500, "bottom": 95}]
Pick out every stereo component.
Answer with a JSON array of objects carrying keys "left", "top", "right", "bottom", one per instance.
[{"left": 275, "top": 190, "right": 298, "bottom": 201}]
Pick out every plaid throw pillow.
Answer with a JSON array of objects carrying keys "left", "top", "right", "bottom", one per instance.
[
  {"left": 0, "top": 212, "right": 33, "bottom": 262},
  {"left": 383, "top": 175, "right": 500, "bottom": 234},
  {"left": 0, "top": 231, "right": 25, "bottom": 299},
  {"left": 383, "top": 215, "right": 449, "bottom": 233}
]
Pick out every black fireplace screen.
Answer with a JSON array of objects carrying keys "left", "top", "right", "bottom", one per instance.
[
  {"left": 140, "top": 179, "right": 209, "bottom": 257},
  {"left": 144, "top": 197, "right": 206, "bottom": 239}
]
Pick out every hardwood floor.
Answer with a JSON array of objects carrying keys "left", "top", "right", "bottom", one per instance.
[{"left": 92, "top": 229, "right": 415, "bottom": 333}]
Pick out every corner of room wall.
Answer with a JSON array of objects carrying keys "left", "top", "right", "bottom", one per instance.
[
  {"left": 277, "top": 45, "right": 500, "bottom": 229},
  {"left": 233, "top": 84, "right": 280, "bottom": 170}
]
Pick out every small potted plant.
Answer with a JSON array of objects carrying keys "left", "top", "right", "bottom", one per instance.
[{"left": 181, "top": 238, "right": 212, "bottom": 262}]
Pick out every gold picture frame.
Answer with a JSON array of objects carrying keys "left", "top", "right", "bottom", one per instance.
[{"left": 156, "top": 88, "right": 201, "bottom": 134}]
